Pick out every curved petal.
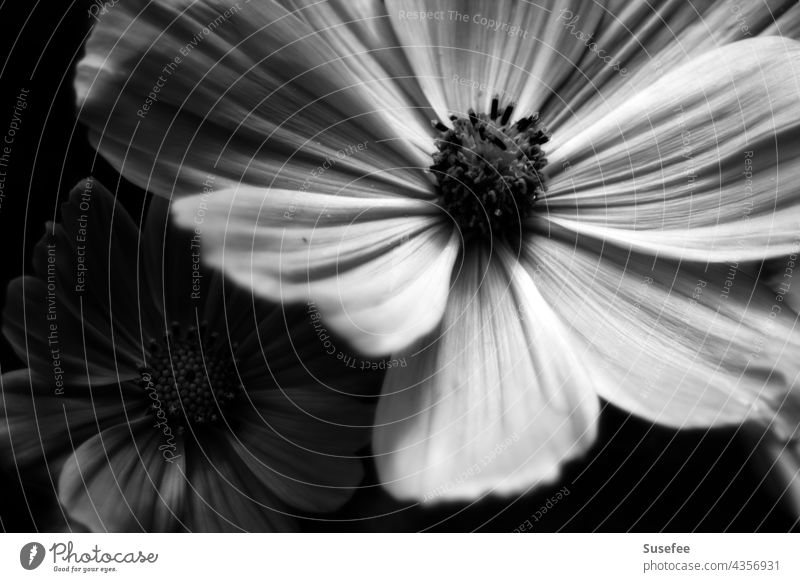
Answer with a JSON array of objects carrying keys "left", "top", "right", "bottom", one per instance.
[
  {"left": 0, "top": 370, "right": 140, "bottom": 470},
  {"left": 172, "top": 185, "right": 460, "bottom": 355},
  {"left": 3, "top": 277, "right": 137, "bottom": 386},
  {"left": 275, "top": 0, "right": 434, "bottom": 110},
  {"left": 374, "top": 245, "right": 599, "bottom": 502},
  {"left": 546, "top": 0, "right": 800, "bottom": 135},
  {"left": 141, "top": 193, "right": 221, "bottom": 331},
  {"left": 3, "top": 179, "right": 150, "bottom": 383},
  {"left": 525, "top": 232, "right": 800, "bottom": 438},
  {"left": 76, "top": 0, "right": 434, "bottom": 199},
  {"left": 182, "top": 433, "right": 297, "bottom": 532},
  {"left": 387, "top": 1, "right": 796, "bottom": 132},
  {"left": 543, "top": 37, "right": 800, "bottom": 262},
  {"left": 59, "top": 419, "right": 187, "bottom": 532},
  {"left": 229, "top": 388, "right": 371, "bottom": 513},
  {"left": 223, "top": 297, "right": 385, "bottom": 398},
  {"left": 386, "top": 0, "right": 607, "bottom": 124},
  {"left": 142, "top": 194, "right": 263, "bottom": 347}
]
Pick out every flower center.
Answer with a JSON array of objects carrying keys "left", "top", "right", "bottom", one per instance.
[
  {"left": 138, "top": 322, "right": 242, "bottom": 427},
  {"left": 430, "top": 98, "right": 550, "bottom": 239}
]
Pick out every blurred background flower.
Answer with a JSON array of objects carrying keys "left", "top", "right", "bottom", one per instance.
[{"left": 0, "top": 178, "right": 376, "bottom": 531}]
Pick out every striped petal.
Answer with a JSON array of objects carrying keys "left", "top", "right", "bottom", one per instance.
[
  {"left": 172, "top": 185, "right": 460, "bottom": 355},
  {"left": 0, "top": 370, "right": 140, "bottom": 470},
  {"left": 76, "top": 0, "right": 434, "bottom": 199},
  {"left": 3, "top": 179, "right": 151, "bottom": 385},
  {"left": 59, "top": 420, "right": 186, "bottom": 532},
  {"left": 543, "top": 37, "right": 800, "bottom": 263},
  {"left": 525, "top": 231, "right": 800, "bottom": 438},
  {"left": 181, "top": 434, "right": 296, "bottom": 532},
  {"left": 546, "top": 0, "right": 800, "bottom": 135},
  {"left": 230, "top": 388, "right": 371, "bottom": 514},
  {"left": 374, "top": 245, "right": 599, "bottom": 501},
  {"left": 386, "top": 0, "right": 606, "bottom": 124}
]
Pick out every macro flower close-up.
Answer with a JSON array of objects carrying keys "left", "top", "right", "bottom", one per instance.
[
  {"left": 0, "top": 178, "right": 374, "bottom": 531},
  {"left": 73, "top": 0, "right": 800, "bottom": 503},
  {"left": 3, "top": 0, "right": 800, "bottom": 546}
]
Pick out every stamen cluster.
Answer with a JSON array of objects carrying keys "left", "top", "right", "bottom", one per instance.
[
  {"left": 139, "top": 322, "right": 241, "bottom": 427},
  {"left": 430, "top": 98, "right": 549, "bottom": 239}
]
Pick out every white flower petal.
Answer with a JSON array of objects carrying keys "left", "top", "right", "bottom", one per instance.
[
  {"left": 76, "top": 0, "right": 434, "bottom": 198},
  {"left": 374, "top": 245, "right": 599, "bottom": 502},
  {"left": 547, "top": 0, "right": 799, "bottom": 135},
  {"left": 386, "top": 1, "right": 794, "bottom": 135},
  {"left": 525, "top": 232, "right": 800, "bottom": 438},
  {"left": 172, "top": 185, "right": 459, "bottom": 355},
  {"left": 543, "top": 37, "right": 800, "bottom": 262},
  {"left": 277, "top": 0, "right": 434, "bottom": 103},
  {"left": 385, "top": 0, "right": 606, "bottom": 123}
]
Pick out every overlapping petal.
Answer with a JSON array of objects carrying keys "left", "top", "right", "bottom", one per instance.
[
  {"left": 543, "top": 37, "right": 800, "bottom": 263},
  {"left": 182, "top": 435, "right": 296, "bottom": 532},
  {"left": 385, "top": 0, "right": 606, "bottom": 124},
  {"left": 0, "top": 370, "right": 142, "bottom": 470},
  {"left": 231, "top": 387, "right": 371, "bottom": 513},
  {"left": 3, "top": 179, "right": 151, "bottom": 384},
  {"left": 546, "top": 0, "right": 800, "bottom": 134},
  {"left": 77, "top": 0, "right": 435, "bottom": 199},
  {"left": 525, "top": 231, "right": 800, "bottom": 438},
  {"left": 59, "top": 420, "right": 186, "bottom": 532},
  {"left": 172, "top": 185, "right": 460, "bottom": 355}
]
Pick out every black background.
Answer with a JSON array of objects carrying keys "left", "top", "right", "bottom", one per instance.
[{"left": 0, "top": 0, "right": 796, "bottom": 532}]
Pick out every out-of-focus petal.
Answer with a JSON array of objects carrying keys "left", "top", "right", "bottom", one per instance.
[
  {"left": 183, "top": 433, "right": 297, "bottom": 532},
  {"left": 3, "top": 277, "right": 136, "bottom": 386},
  {"left": 141, "top": 193, "right": 218, "bottom": 329},
  {"left": 59, "top": 419, "right": 186, "bottom": 532},
  {"left": 3, "top": 179, "right": 151, "bottom": 383},
  {"left": 0, "top": 370, "right": 142, "bottom": 470},
  {"left": 230, "top": 387, "right": 371, "bottom": 513}
]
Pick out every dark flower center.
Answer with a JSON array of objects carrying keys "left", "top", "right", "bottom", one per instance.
[
  {"left": 138, "top": 322, "right": 242, "bottom": 427},
  {"left": 430, "top": 98, "right": 549, "bottom": 240}
]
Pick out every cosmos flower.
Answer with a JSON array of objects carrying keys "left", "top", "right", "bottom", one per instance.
[
  {"left": 0, "top": 178, "right": 373, "bottom": 531},
  {"left": 76, "top": 1, "right": 800, "bottom": 501}
]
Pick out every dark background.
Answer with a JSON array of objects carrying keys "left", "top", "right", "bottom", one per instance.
[{"left": 0, "top": 0, "right": 796, "bottom": 532}]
